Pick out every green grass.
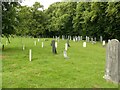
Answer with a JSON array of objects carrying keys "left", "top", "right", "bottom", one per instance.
[{"left": 1, "top": 37, "right": 118, "bottom": 88}]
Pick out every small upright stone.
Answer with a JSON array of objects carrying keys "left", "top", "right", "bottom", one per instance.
[{"left": 83, "top": 42, "right": 86, "bottom": 47}]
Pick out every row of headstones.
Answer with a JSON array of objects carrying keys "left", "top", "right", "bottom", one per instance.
[{"left": 55, "top": 35, "right": 104, "bottom": 42}]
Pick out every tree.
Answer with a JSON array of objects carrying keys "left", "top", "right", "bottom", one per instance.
[{"left": 2, "top": 2, "right": 20, "bottom": 43}]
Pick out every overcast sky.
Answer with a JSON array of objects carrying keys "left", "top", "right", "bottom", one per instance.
[{"left": 20, "top": 0, "right": 61, "bottom": 9}]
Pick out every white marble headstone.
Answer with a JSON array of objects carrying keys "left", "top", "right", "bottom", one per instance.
[
  {"left": 55, "top": 42, "right": 57, "bottom": 48},
  {"left": 83, "top": 42, "right": 86, "bottom": 47},
  {"left": 42, "top": 42, "right": 44, "bottom": 48},
  {"left": 65, "top": 43, "right": 68, "bottom": 51},
  {"left": 103, "top": 41, "right": 105, "bottom": 46},
  {"left": 29, "top": 49, "right": 32, "bottom": 61}
]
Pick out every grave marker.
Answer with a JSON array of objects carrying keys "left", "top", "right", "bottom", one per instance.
[
  {"left": 103, "top": 41, "right": 105, "bottom": 46},
  {"left": 63, "top": 50, "right": 68, "bottom": 59},
  {"left": 83, "top": 42, "right": 86, "bottom": 47},
  {"left": 55, "top": 42, "right": 57, "bottom": 48},
  {"left": 29, "top": 49, "right": 32, "bottom": 61},
  {"left": 34, "top": 41, "right": 36, "bottom": 46},
  {"left": 51, "top": 40, "right": 57, "bottom": 54},
  {"left": 65, "top": 43, "right": 68, "bottom": 51},
  {"left": 103, "top": 39, "right": 120, "bottom": 83},
  {"left": 23, "top": 45, "right": 25, "bottom": 50},
  {"left": 42, "top": 42, "right": 44, "bottom": 48}
]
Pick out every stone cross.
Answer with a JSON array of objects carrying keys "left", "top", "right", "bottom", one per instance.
[{"left": 103, "top": 39, "right": 120, "bottom": 83}]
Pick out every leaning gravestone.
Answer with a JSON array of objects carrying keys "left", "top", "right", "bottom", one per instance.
[
  {"left": 103, "top": 39, "right": 120, "bottom": 83},
  {"left": 51, "top": 40, "right": 57, "bottom": 54}
]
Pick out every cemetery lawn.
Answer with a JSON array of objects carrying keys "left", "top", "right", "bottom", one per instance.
[{"left": 2, "top": 37, "right": 118, "bottom": 88}]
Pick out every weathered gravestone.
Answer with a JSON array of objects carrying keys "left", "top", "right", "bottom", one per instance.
[
  {"left": 51, "top": 40, "right": 57, "bottom": 54},
  {"left": 100, "top": 36, "right": 103, "bottom": 42},
  {"left": 83, "top": 42, "right": 86, "bottom": 47},
  {"left": 67, "top": 39, "right": 70, "bottom": 47},
  {"left": 103, "top": 39, "right": 120, "bottom": 83},
  {"left": 63, "top": 50, "right": 68, "bottom": 59}
]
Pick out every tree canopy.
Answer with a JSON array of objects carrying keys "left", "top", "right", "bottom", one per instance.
[{"left": 2, "top": 1, "right": 120, "bottom": 41}]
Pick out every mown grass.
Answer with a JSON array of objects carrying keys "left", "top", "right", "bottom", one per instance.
[{"left": 1, "top": 37, "right": 118, "bottom": 88}]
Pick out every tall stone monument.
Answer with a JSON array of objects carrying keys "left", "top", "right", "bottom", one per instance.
[{"left": 103, "top": 39, "right": 120, "bottom": 83}]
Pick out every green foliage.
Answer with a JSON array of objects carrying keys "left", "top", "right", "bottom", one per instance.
[{"left": 2, "top": 2, "right": 120, "bottom": 40}]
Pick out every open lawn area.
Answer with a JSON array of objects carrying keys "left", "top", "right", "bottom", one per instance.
[{"left": 1, "top": 37, "right": 118, "bottom": 88}]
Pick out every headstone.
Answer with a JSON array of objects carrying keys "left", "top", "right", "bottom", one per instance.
[
  {"left": 23, "top": 45, "right": 25, "bottom": 50},
  {"left": 83, "top": 42, "right": 86, "bottom": 47},
  {"left": 56, "top": 36, "right": 57, "bottom": 41},
  {"left": 103, "top": 39, "right": 120, "bottom": 83},
  {"left": 53, "top": 36, "right": 54, "bottom": 39},
  {"left": 65, "top": 43, "right": 68, "bottom": 51},
  {"left": 42, "top": 42, "right": 44, "bottom": 48},
  {"left": 70, "top": 36, "right": 71, "bottom": 40},
  {"left": 108, "top": 39, "right": 111, "bottom": 42},
  {"left": 62, "top": 35, "right": 64, "bottom": 40},
  {"left": 34, "top": 41, "right": 36, "bottom": 46},
  {"left": 91, "top": 38, "right": 93, "bottom": 42},
  {"left": 73, "top": 38, "right": 75, "bottom": 42},
  {"left": 67, "top": 39, "right": 70, "bottom": 47},
  {"left": 38, "top": 39, "right": 40, "bottom": 42},
  {"left": 103, "top": 41, "right": 105, "bottom": 46},
  {"left": 51, "top": 40, "right": 57, "bottom": 54},
  {"left": 81, "top": 36, "right": 82, "bottom": 40},
  {"left": 63, "top": 50, "right": 68, "bottom": 59},
  {"left": 100, "top": 36, "right": 103, "bottom": 42},
  {"left": 55, "top": 42, "right": 57, "bottom": 48},
  {"left": 29, "top": 49, "right": 32, "bottom": 61},
  {"left": 94, "top": 37, "right": 96, "bottom": 42},
  {"left": 87, "top": 37, "right": 90, "bottom": 42}
]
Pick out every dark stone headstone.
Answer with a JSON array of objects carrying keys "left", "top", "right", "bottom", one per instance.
[
  {"left": 67, "top": 39, "right": 70, "bottom": 47},
  {"left": 103, "top": 39, "right": 120, "bottom": 83},
  {"left": 51, "top": 40, "right": 57, "bottom": 54}
]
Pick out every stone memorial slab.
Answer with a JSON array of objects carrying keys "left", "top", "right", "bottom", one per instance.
[
  {"left": 65, "top": 43, "right": 68, "bottom": 51},
  {"left": 103, "top": 41, "right": 105, "bottom": 46},
  {"left": 55, "top": 42, "right": 57, "bottom": 48},
  {"left": 42, "top": 42, "right": 44, "bottom": 48},
  {"left": 103, "top": 39, "right": 120, "bottom": 83},
  {"left": 83, "top": 42, "right": 86, "bottom": 47},
  {"left": 29, "top": 49, "right": 32, "bottom": 61},
  {"left": 51, "top": 40, "right": 57, "bottom": 54},
  {"left": 100, "top": 36, "right": 103, "bottom": 42}
]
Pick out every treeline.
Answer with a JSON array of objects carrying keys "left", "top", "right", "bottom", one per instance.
[{"left": 2, "top": 2, "right": 120, "bottom": 40}]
